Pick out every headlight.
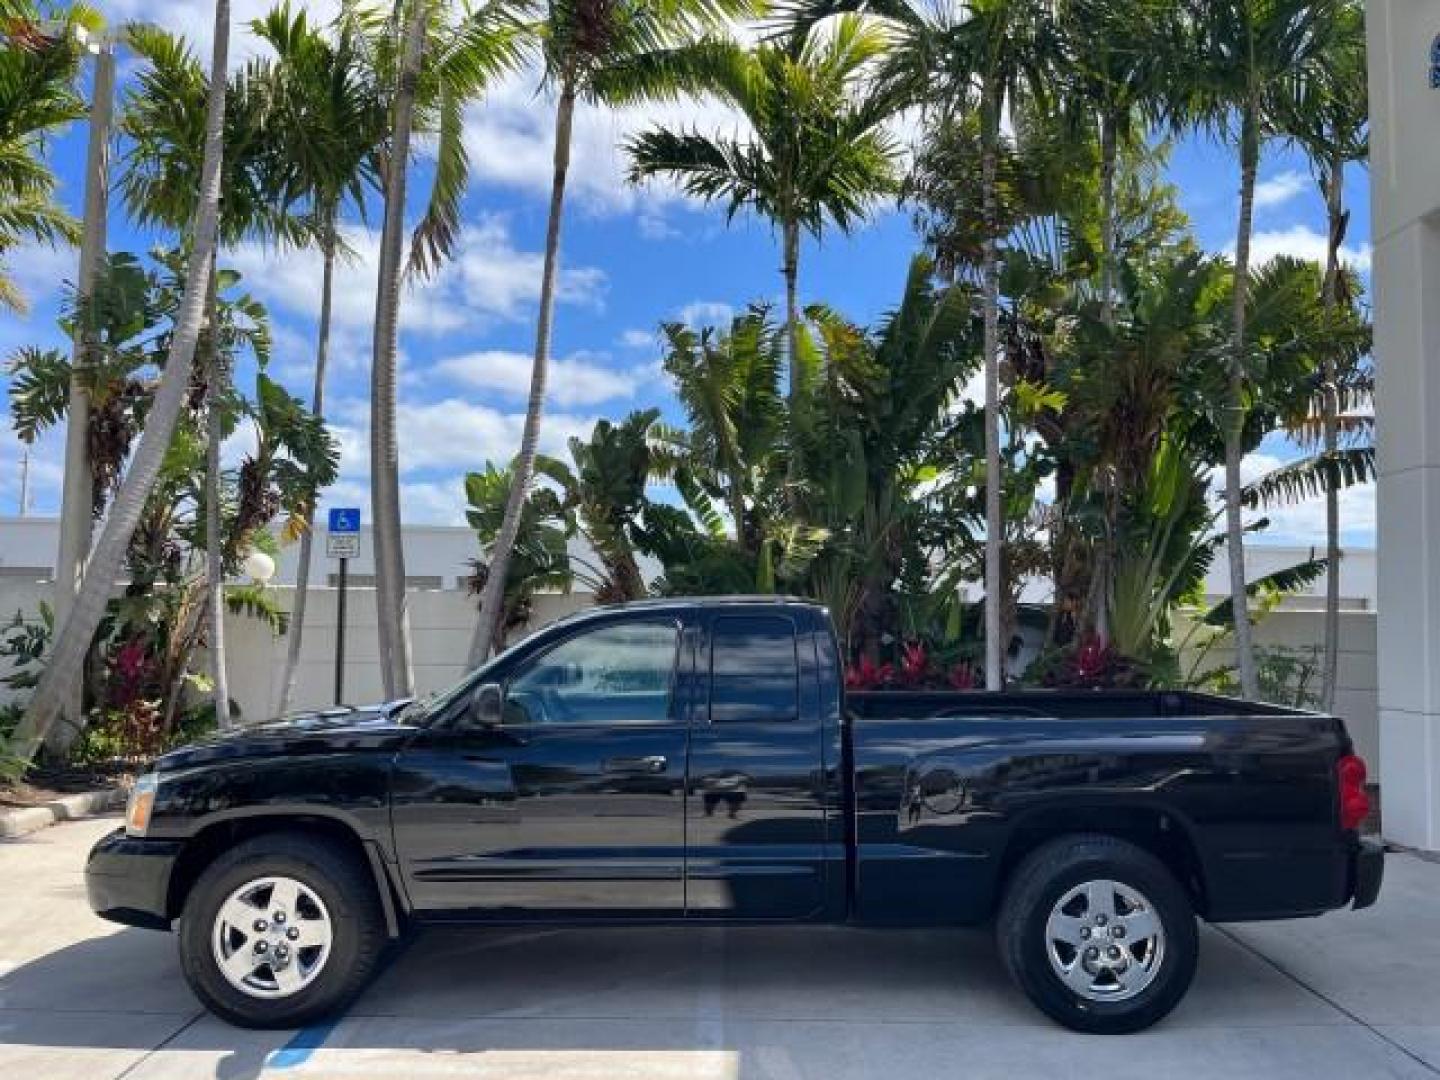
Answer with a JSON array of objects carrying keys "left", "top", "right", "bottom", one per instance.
[{"left": 125, "top": 773, "right": 158, "bottom": 837}]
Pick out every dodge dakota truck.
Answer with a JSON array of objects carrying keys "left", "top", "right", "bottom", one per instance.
[{"left": 86, "top": 597, "right": 1383, "bottom": 1034}]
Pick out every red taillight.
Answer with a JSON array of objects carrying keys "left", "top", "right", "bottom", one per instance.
[{"left": 1337, "top": 754, "right": 1370, "bottom": 832}]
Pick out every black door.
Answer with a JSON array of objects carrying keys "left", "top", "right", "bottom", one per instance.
[
  {"left": 390, "top": 618, "right": 688, "bottom": 918},
  {"left": 685, "top": 612, "right": 828, "bottom": 918}
]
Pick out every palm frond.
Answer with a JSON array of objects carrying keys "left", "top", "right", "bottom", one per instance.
[{"left": 1241, "top": 447, "right": 1376, "bottom": 509}]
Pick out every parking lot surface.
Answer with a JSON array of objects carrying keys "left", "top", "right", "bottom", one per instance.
[{"left": 2, "top": 816, "right": 1438, "bottom": 1079}]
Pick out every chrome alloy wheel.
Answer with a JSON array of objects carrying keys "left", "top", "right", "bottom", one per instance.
[
  {"left": 1044, "top": 879, "right": 1165, "bottom": 1003},
  {"left": 211, "top": 876, "right": 333, "bottom": 999}
]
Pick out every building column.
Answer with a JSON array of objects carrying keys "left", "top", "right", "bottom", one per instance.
[{"left": 1369, "top": 1, "right": 1440, "bottom": 851}]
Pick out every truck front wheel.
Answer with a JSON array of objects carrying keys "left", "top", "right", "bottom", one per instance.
[
  {"left": 177, "top": 833, "right": 386, "bottom": 1028},
  {"left": 996, "top": 835, "right": 1198, "bottom": 1034}
]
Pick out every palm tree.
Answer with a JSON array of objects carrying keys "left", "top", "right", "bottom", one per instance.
[
  {"left": 10, "top": 0, "right": 233, "bottom": 762},
  {"left": 0, "top": 8, "right": 89, "bottom": 311},
  {"left": 812, "top": 0, "right": 1058, "bottom": 688},
  {"left": 466, "top": 0, "right": 760, "bottom": 666},
  {"left": 119, "top": 25, "right": 281, "bottom": 726},
  {"left": 661, "top": 309, "right": 788, "bottom": 557},
  {"left": 1056, "top": 0, "right": 1169, "bottom": 329},
  {"left": 1177, "top": 0, "right": 1339, "bottom": 698},
  {"left": 362, "top": 0, "right": 521, "bottom": 697},
  {"left": 253, "top": 3, "right": 386, "bottom": 715},
  {"left": 625, "top": 15, "right": 901, "bottom": 407},
  {"left": 535, "top": 409, "right": 665, "bottom": 603},
  {"left": 462, "top": 462, "right": 575, "bottom": 649},
  {"left": 1281, "top": 0, "right": 1367, "bottom": 712},
  {"left": 800, "top": 255, "right": 979, "bottom": 655}
]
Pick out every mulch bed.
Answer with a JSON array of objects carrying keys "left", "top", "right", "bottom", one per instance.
[{"left": 0, "top": 762, "right": 134, "bottom": 808}]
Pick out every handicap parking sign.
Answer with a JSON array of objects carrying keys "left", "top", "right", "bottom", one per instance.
[{"left": 328, "top": 507, "right": 360, "bottom": 534}]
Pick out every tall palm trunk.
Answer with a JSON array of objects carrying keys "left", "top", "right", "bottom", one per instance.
[
  {"left": 1099, "top": 109, "right": 1117, "bottom": 329},
  {"left": 49, "top": 44, "right": 116, "bottom": 757},
  {"left": 468, "top": 82, "right": 576, "bottom": 666},
  {"left": 277, "top": 222, "right": 336, "bottom": 715},
  {"left": 783, "top": 217, "right": 801, "bottom": 405},
  {"left": 371, "top": 0, "right": 426, "bottom": 700},
  {"left": 782, "top": 216, "right": 803, "bottom": 516},
  {"left": 1225, "top": 104, "right": 1260, "bottom": 699},
  {"left": 1090, "top": 107, "right": 1119, "bottom": 643},
  {"left": 1319, "top": 152, "right": 1344, "bottom": 712},
  {"left": 10, "top": 0, "right": 232, "bottom": 762},
  {"left": 981, "top": 81, "right": 1003, "bottom": 691},
  {"left": 203, "top": 258, "right": 230, "bottom": 728}
]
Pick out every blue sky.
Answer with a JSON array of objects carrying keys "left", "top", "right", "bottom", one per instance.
[{"left": 0, "top": 1, "right": 1376, "bottom": 549}]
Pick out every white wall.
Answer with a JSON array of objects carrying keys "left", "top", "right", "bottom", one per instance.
[
  {"left": 0, "top": 578, "right": 1380, "bottom": 767},
  {"left": 1177, "top": 610, "right": 1379, "bottom": 766},
  {"left": 0, "top": 580, "right": 591, "bottom": 719}
]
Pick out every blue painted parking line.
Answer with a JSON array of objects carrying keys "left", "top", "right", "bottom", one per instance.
[{"left": 266, "top": 1018, "right": 341, "bottom": 1070}]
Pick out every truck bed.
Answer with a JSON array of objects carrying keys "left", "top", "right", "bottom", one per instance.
[{"left": 842, "top": 689, "right": 1357, "bottom": 926}]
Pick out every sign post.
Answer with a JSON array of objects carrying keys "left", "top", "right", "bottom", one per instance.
[{"left": 326, "top": 508, "right": 361, "bottom": 705}]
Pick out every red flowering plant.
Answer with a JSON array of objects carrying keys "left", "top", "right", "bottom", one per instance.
[
  {"left": 844, "top": 653, "right": 895, "bottom": 690},
  {"left": 898, "top": 642, "right": 930, "bottom": 686},
  {"left": 945, "top": 662, "right": 978, "bottom": 690},
  {"left": 1035, "top": 634, "right": 1143, "bottom": 689},
  {"left": 845, "top": 642, "right": 981, "bottom": 692}
]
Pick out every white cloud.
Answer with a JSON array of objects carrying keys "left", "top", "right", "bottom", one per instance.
[
  {"left": 315, "top": 397, "right": 602, "bottom": 525},
  {"left": 432, "top": 349, "right": 641, "bottom": 407},
  {"left": 1244, "top": 225, "right": 1372, "bottom": 274},
  {"left": 2, "top": 240, "right": 77, "bottom": 321},
  {"left": 677, "top": 300, "right": 735, "bottom": 328},
  {"left": 1253, "top": 170, "right": 1310, "bottom": 209},
  {"left": 1210, "top": 451, "right": 1376, "bottom": 547},
  {"left": 462, "top": 44, "right": 906, "bottom": 225},
  {"left": 106, "top": 0, "right": 342, "bottom": 68},
  {"left": 224, "top": 215, "right": 606, "bottom": 345},
  {"left": 326, "top": 396, "right": 597, "bottom": 480},
  {"left": 618, "top": 328, "right": 659, "bottom": 350},
  {"left": 462, "top": 66, "right": 750, "bottom": 220}
]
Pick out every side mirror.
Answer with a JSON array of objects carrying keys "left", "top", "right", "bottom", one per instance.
[{"left": 471, "top": 682, "right": 503, "bottom": 727}]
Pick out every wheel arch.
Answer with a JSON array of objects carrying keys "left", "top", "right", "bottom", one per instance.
[
  {"left": 166, "top": 813, "right": 405, "bottom": 936},
  {"left": 995, "top": 802, "right": 1209, "bottom": 918}
]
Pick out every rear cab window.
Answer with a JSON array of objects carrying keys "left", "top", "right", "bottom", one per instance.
[{"left": 709, "top": 615, "right": 800, "bottom": 723}]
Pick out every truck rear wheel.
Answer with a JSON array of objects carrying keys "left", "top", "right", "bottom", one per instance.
[
  {"left": 996, "top": 835, "right": 1198, "bottom": 1034},
  {"left": 177, "top": 833, "right": 385, "bottom": 1028}
]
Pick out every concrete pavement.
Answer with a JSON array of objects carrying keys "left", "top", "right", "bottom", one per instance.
[{"left": 2, "top": 816, "right": 1437, "bottom": 1079}]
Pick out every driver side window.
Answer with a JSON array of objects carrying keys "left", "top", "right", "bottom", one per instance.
[{"left": 504, "top": 621, "right": 680, "bottom": 726}]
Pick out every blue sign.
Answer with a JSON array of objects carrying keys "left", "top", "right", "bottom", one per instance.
[{"left": 328, "top": 507, "right": 361, "bottom": 534}]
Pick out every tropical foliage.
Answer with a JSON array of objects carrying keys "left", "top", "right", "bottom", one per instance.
[
  {"left": 3, "top": 0, "right": 1377, "bottom": 770},
  {"left": 6, "top": 249, "right": 336, "bottom": 754}
]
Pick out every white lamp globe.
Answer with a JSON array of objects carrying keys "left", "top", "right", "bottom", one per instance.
[{"left": 242, "top": 550, "right": 276, "bottom": 584}]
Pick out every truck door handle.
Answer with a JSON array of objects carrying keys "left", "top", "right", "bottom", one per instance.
[{"left": 603, "top": 755, "right": 667, "bottom": 775}]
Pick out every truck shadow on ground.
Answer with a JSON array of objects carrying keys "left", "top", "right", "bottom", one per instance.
[{"left": 0, "top": 921, "right": 1335, "bottom": 1079}]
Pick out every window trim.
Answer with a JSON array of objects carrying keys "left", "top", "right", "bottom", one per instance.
[
  {"left": 499, "top": 617, "right": 684, "bottom": 728},
  {"left": 707, "top": 613, "right": 801, "bottom": 725}
]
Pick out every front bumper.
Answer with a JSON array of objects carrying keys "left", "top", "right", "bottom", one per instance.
[
  {"left": 1351, "top": 836, "right": 1385, "bottom": 910},
  {"left": 85, "top": 827, "right": 184, "bottom": 931}
]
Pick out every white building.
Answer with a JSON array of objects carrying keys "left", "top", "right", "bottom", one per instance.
[{"left": 1366, "top": 1, "right": 1440, "bottom": 851}]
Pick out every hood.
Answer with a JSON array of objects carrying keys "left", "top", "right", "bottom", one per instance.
[{"left": 152, "top": 699, "right": 419, "bottom": 772}]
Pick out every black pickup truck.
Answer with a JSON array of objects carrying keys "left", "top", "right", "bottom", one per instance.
[{"left": 87, "top": 597, "right": 1382, "bottom": 1033}]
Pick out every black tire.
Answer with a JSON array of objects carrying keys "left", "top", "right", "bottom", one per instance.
[
  {"left": 996, "top": 834, "right": 1198, "bottom": 1034},
  {"left": 177, "top": 832, "right": 386, "bottom": 1028}
]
